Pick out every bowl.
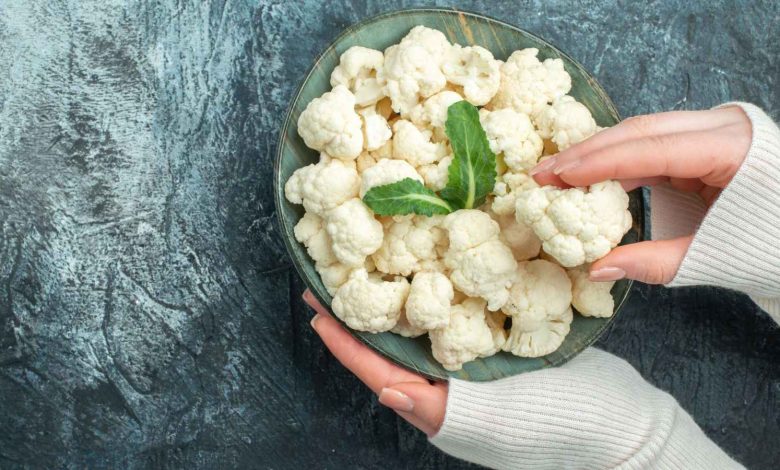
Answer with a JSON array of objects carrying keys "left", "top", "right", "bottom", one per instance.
[{"left": 274, "top": 8, "right": 645, "bottom": 381}]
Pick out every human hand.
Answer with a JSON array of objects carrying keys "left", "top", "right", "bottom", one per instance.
[
  {"left": 303, "top": 289, "right": 447, "bottom": 436},
  {"left": 530, "top": 106, "right": 752, "bottom": 284}
]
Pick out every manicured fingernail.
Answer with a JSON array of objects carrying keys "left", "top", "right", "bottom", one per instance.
[
  {"left": 529, "top": 156, "right": 557, "bottom": 175},
  {"left": 589, "top": 267, "right": 626, "bottom": 281},
  {"left": 302, "top": 289, "right": 315, "bottom": 306},
  {"left": 552, "top": 158, "right": 581, "bottom": 175},
  {"left": 310, "top": 313, "right": 322, "bottom": 331},
  {"left": 378, "top": 387, "right": 414, "bottom": 413}
]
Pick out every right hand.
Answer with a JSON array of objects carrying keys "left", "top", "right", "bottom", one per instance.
[{"left": 530, "top": 106, "right": 752, "bottom": 284}]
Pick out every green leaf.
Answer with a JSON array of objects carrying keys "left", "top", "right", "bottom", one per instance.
[
  {"left": 440, "top": 101, "right": 497, "bottom": 209},
  {"left": 363, "top": 178, "right": 453, "bottom": 216}
]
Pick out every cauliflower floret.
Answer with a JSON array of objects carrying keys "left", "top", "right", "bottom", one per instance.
[
  {"left": 534, "top": 95, "right": 598, "bottom": 150},
  {"left": 418, "top": 155, "right": 453, "bottom": 191},
  {"left": 504, "top": 307, "right": 573, "bottom": 358},
  {"left": 325, "top": 198, "right": 384, "bottom": 266},
  {"left": 515, "top": 181, "right": 632, "bottom": 267},
  {"left": 357, "top": 106, "right": 392, "bottom": 151},
  {"left": 297, "top": 85, "right": 364, "bottom": 160},
  {"left": 568, "top": 265, "right": 615, "bottom": 318},
  {"left": 491, "top": 210, "right": 541, "bottom": 262},
  {"left": 391, "top": 310, "right": 427, "bottom": 338},
  {"left": 293, "top": 212, "right": 338, "bottom": 267},
  {"left": 502, "top": 259, "right": 572, "bottom": 318},
  {"left": 359, "top": 158, "right": 423, "bottom": 198},
  {"left": 430, "top": 297, "right": 505, "bottom": 371},
  {"left": 489, "top": 48, "right": 571, "bottom": 116},
  {"left": 402, "top": 25, "right": 452, "bottom": 57},
  {"left": 501, "top": 259, "right": 573, "bottom": 357},
  {"left": 408, "top": 91, "right": 463, "bottom": 140},
  {"left": 330, "top": 46, "right": 385, "bottom": 107},
  {"left": 443, "top": 210, "right": 517, "bottom": 310},
  {"left": 405, "top": 272, "right": 454, "bottom": 330},
  {"left": 317, "top": 263, "right": 353, "bottom": 295},
  {"left": 372, "top": 216, "right": 446, "bottom": 275},
  {"left": 332, "top": 269, "right": 410, "bottom": 332},
  {"left": 378, "top": 27, "right": 452, "bottom": 115},
  {"left": 441, "top": 45, "right": 501, "bottom": 106},
  {"left": 284, "top": 158, "right": 360, "bottom": 216},
  {"left": 491, "top": 171, "right": 539, "bottom": 216},
  {"left": 392, "top": 120, "right": 448, "bottom": 167},
  {"left": 480, "top": 108, "right": 543, "bottom": 172}
]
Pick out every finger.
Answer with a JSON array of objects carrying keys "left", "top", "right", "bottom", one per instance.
[
  {"left": 531, "top": 170, "right": 573, "bottom": 188},
  {"left": 305, "top": 292, "right": 428, "bottom": 394},
  {"left": 669, "top": 177, "right": 705, "bottom": 193},
  {"left": 379, "top": 382, "right": 448, "bottom": 436},
  {"left": 589, "top": 236, "right": 693, "bottom": 284},
  {"left": 619, "top": 176, "right": 668, "bottom": 192},
  {"left": 552, "top": 127, "right": 748, "bottom": 188},
  {"left": 552, "top": 108, "right": 744, "bottom": 165}
]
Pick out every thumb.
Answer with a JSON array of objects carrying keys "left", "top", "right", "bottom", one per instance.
[
  {"left": 590, "top": 236, "right": 693, "bottom": 284},
  {"left": 379, "top": 381, "right": 448, "bottom": 436}
]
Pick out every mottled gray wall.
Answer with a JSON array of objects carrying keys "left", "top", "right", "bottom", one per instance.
[{"left": 0, "top": 1, "right": 777, "bottom": 469}]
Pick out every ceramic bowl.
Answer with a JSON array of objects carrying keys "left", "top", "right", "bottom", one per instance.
[{"left": 274, "top": 8, "right": 645, "bottom": 381}]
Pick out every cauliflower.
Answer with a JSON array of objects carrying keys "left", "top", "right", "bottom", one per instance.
[
  {"left": 442, "top": 45, "right": 501, "bottom": 106},
  {"left": 372, "top": 216, "right": 446, "bottom": 275},
  {"left": 391, "top": 310, "right": 427, "bottom": 338},
  {"left": 430, "top": 297, "right": 506, "bottom": 371},
  {"left": 392, "top": 120, "right": 448, "bottom": 167},
  {"left": 330, "top": 46, "right": 385, "bottom": 107},
  {"left": 297, "top": 85, "right": 364, "bottom": 160},
  {"left": 325, "top": 198, "right": 384, "bottom": 266},
  {"left": 359, "top": 158, "right": 423, "bottom": 198},
  {"left": 408, "top": 90, "right": 463, "bottom": 140},
  {"left": 293, "top": 212, "right": 337, "bottom": 267},
  {"left": 284, "top": 158, "right": 360, "bottom": 216},
  {"left": 504, "top": 307, "right": 573, "bottom": 357},
  {"left": 317, "top": 263, "right": 353, "bottom": 295},
  {"left": 568, "top": 265, "right": 615, "bottom": 318},
  {"left": 480, "top": 108, "right": 543, "bottom": 172},
  {"left": 405, "top": 271, "right": 454, "bottom": 330},
  {"left": 378, "top": 27, "right": 452, "bottom": 115},
  {"left": 501, "top": 260, "right": 573, "bottom": 357},
  {"left": 515, "top": 181, "right": 632, "bottom": 267},
  {"left": 332, "top": 269, "right": 410, "bottom": 332},
  {"left": 489, "top": 48, "right": 571, "bottom": 116},
  {"left": 443, "top": 210, "right": 517, "bottom": 311},
  {"left": 418, "top": 155, "right": 453, "bottom": 191},
  {"left": 534, "top": 95, "right": 598, "bottom": 150},
  {"left": 490, "top": 171, "right": 539, "bottom": 216},
  {"left": 491, "top": 210, "right": 541, "bottom": 262},
  {"left": 358, "top": 107, "right": 392, "bottom": 151}
]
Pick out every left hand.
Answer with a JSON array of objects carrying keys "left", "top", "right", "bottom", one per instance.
[{"left": 303, "top": 289, "right": 447, "bottom": 436}]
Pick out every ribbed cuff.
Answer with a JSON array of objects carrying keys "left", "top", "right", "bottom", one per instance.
[
  {"left": 668, "top": 103, "right": 780, "bottom": 300},
  {"left": 430, "top": 349, "right": 743, "bottom": 470}
]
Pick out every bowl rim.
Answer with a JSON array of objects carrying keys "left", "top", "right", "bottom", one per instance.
[{"left": 273, "top": 6, "right": 642, "bottom": 381}]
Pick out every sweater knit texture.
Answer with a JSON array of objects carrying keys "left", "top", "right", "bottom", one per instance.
[{"left": 431, "top": 102, "right": 779, "bottom": 469}]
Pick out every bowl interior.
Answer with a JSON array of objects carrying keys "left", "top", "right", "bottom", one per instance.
[{"left": 274, "top": 8, "right": 644, "bottom": 381}]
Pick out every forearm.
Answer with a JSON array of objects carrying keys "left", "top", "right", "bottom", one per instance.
[
  {"left": 430, "top": 349, "right": 743, "bottom": 469},
  {"left": 652, "top": 102, "right": 780, "bottom": 323}
]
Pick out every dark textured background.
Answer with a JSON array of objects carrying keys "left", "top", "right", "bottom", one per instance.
[{"left": 0, "top": 1, "right": 778, "bottom": 469}]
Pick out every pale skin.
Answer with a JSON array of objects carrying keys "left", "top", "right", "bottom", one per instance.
[{"left": 305, "top": 106, "right": 753, "bottom": 436}]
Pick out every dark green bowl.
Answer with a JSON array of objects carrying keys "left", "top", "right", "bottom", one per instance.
[{"left": 274, "top": 8, "right": 644, "bottom": 381}]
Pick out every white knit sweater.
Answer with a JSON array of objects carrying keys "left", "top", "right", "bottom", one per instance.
[{"left": 430, "top": 103, "right": 780, "bottom": 469}]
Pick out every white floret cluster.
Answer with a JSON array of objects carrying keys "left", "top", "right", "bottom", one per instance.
[{"left": 285, "top": 26, "right": 632, "bottom": 371}]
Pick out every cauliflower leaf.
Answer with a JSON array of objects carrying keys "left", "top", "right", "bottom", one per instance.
[
  {"left": 362, "top": 177, "right": 452, "bottom": 216},
  {"left": 440, "top": 101, "right": 497, "bottom": 210}
]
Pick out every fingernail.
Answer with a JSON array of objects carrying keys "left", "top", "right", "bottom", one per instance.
[
  {"left": 310, "top": 313, "right": 322, "bottom": 331},
  {"left": 302, "top": 289, "right": 314, "bottom": 306},
  {"left": 589, "top": 267, "right": 626, "bottom": 281},
  {"left": 552, "top": 157, "right": 581, "bottom": 175},
  {"left": 378, "top": 387, "right": 414, "bottom": 413},
  {"left": 529, "top": 156, "right": 557, "bottom": 175}
]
